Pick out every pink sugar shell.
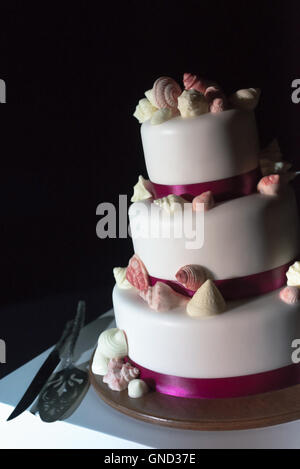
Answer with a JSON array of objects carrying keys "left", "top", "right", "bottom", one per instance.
[
  {"left": 192, "top": 191, "right": 215, "bottom": 211},
  {"left": 175, "top": 264, "right": 207, "bottom": 291},
  {"left": 257, "top": 174, "right": 281, "bottom": 195},
  {"left": 103, "top": 360, "right": 140, "bottom": 391},
  {"left": 153, "top": 76, "right": 182, "bottom": 109},
  {"left": 279, "top": 286, "right": 300, "bottom": 305},
  {"left": 140, "top": 281, "right": 187, "bottom": 312},
  {"left": 183, "top": 73, "right": 207, "bottom": 94},
  {"left": 126, "top": 255, "right": 149, "bottom": 292}
]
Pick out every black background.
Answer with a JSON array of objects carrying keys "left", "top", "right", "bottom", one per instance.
[{"left": 0, "top": 0, "right": 300, "bottom": 378}]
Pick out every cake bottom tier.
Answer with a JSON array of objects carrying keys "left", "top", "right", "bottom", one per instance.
[{"left": 113, "top": 285, "right": 300, "bottom": 398}]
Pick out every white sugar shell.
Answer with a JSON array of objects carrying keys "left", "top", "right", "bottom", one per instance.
[
  {"left": 177, "top": 89, "right": 209, "bottom": 118},
  {"left": 98, "top": 328, "right": 128, "bottom": 359},
  {"left": 128, "top": 379, "right": 149, "bottom": 398},
  {"left": 91, "top": 348, "right": 109, "bottom": 376},
  {"left": 133, "top": 98, "right": 157, "bottom": 123},
  {"left": 153, "top": 194, "right": 186, "bottom": 213},
  {"left": 229, "top": 88, "right": 261, "bottom": 111},
  {"left": 131, "top": 175, "right": 153, "bottom": 202},
  {"left": 151, "top": 108, "right": 173, "bottom": 125},
  {"left": 186, "top": 279, "right": 226, "bottom": 318},
  {"left": 113, "top": 267, "right": 133, "bottom": 290},
  {"left": 144, "top": 89, "right": 158, "bottom": 107},
  {"left": 286, "top": 261, "right": 300, "bottom": 287}
]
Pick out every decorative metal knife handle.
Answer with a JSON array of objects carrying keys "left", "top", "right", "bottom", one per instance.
[{"left": 61, "top": 300, "right": 86, "bottom": 368}]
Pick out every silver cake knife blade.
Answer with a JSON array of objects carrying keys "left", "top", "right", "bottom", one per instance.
[{"left": 7, "top": 320, "right": 73, "bottom": 421}]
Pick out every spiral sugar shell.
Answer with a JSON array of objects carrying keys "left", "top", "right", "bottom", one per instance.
[
  {"left": 176, "top": 265, "right": 207, "bottom": 291},
  {"left": 192, "top": 191, "right": 215, "bottom": 211},
  {"left": 126, "top": 254, "right": 149, "bottom": 291},
  {"left": 279, "top": 286, "right": 300, "bottom": 305},
  {"left": 183, "top": 73, "right": 215, "bottom": 94},
  {"left": 103, "top": 361, "right": 140, "bottom": 391},
  {"left": 257, "top": 174, "right": 281, "bottom": 195},
  {"left": 153, "top": 76, "right": 182, "bottom": 109}
]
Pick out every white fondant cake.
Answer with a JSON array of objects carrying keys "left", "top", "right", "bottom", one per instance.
[{"left": 93, "top": 74, "right": 300, "bottom": 399}]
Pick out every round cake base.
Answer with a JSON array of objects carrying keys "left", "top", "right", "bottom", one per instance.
[{"left": 89, "top": 367, "right": 300, "bottom": 431}]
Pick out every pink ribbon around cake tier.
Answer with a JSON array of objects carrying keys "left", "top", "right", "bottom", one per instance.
[
  {"left": 149, "top": 260, "right": 294, "bottom": 301},
  {"left": 126, "top": 358, "right": 300, "bottom": 399},
  {"left": 150, "top": 167, "right": 261, "bottom": 202}
]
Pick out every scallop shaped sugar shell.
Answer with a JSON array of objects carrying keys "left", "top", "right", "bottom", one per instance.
[
  {"left": 126, "top": 254, "right": 149, "bottom": 291},
  {"left": 153, "top": 76, "right": 182, "bottom": 109},
  {"left": 97, "top": 328, "right": 128, "bottom": 359},
  {"left": 279, "top": 286, "right": 300, "bottom": 305},
  {"left": 186, "top": 279, "right": 226, "bottom": 318},
  {"left": 176, "top": 264, "right": 207, "bottom": 291}
]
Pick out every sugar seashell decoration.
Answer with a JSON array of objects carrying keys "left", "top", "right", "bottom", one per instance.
[
  {"left": 103, "top": 359, "right": 140, "bottom": 392},
  {"left": 126, "top": 254, "right": 149, "bottom": 291},
  {"left": 176, "top": 264, "right": 207, "bottom": 291},
  {"left": 186, "top": 279, "right": 226, "bottom": 318},
  {"left": 151, "top": 108, "right": 174, "bottom": 125},
  {"left": 286, "top": 261, "right": 300, "bottom": 287},
  {"left": 153, "top": 194, "right": 186, "bottom": 213},
  {"left": 257, "top": 174, "right": 281, "bottom": 196},
  {"left": 192, "top": 191, "right": 215, "bottom": 211},
  {"left": 229, "top": 88, "right": 261, "bottom": 111},
  {"left": 133, "top": 98, "right": 157, "bottom": 123},
  {"left": 113, "top": 267, "right": 133, "bottom": 290},
  {"left": 131, "top": 175, "right": 153, "bottom": 202},
  {"left": 91, "top": 346, "right": 110, "bottom": 376},
  {"left": 153, "top": 76, "right": 182, "bottom": 109},
  {"left": 139, "top": 281, "right": 188, "bottom": 312},
  {"left": 204, "top": 86, "right": 227, "bottom": 113},
  {"left": 279, "top": 286, "right": 300, "bottom": 305},
  {"left": 183, "top": 72, "right": 215, "bottom": 94},
  {"left": 128, "top": 379, "right": 149, "bottom": 398},
  {"left": 144, "top": 88, "right": 158, "bottom": 107},
  {"left": 177, "top": 89, "right": 209, "bottom": 118},
  {"left": 97, "top": 328, "right": 128, "bottom": 359}
]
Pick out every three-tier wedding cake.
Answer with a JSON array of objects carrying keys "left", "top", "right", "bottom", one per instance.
[{"left": 92, "top": 74, "right": 300, "bottom": 400}]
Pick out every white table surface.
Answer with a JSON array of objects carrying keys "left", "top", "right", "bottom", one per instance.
[{"left": 1, "top": 309, "right": 300, "bottom": 449}]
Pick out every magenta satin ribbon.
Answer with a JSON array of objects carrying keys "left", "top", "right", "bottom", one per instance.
[
  {"left": 149, "top": 260, "right": 293, "bottom": 301},
  {"left": 127, "top": 358, "right": 300, "bottom": 399},
  {"left": 151, "top": 167, "right": 261, "bottom": 202}
]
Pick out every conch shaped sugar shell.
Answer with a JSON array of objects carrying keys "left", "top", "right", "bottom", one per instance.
[
  {"left": 257, "top": 174, "right": 281, "bottom": 195},
  {"left": 286, "top": 261, "right": 300, "bottom": 287},
  {"left": 153, "top": 76, "right": 182, "bottom": 109},
  {"left": 192, "top": 191, "right": 215, "bottom": 211},
  {"left": 279, "top": 286, "right": 300, "bottom": 305},
  {"left": 120, "top": 362, "right": 140, "bottom": 382},
  {"left": 183, "top": 72, "right": 216, "bottom": 94},
  {"left": 113, "top": 267, "right": 133, "bottom": 290},
  {"left": 177, "top": 89, "right": 209, "bottom": 118},
  {"left": 176, "top": 264, "right": 207, "bottom": 291},
  {"left": 140, "top": 281, "right": 188, "bottom": 312},
  {"left": 91, "top": 347, "right": 110, "bottom": 376},
  {"left": 126, "top": 254, "right": 149, "bottom": 291},
  {"left": 153, "top": 194, "right": 186, "bottom": 213},
  {"left": 259, "top": 139, "right": 282, "bottom": 162},
  {"left": 186, "top": 279, "right": 226, "bottom": 318},
  {"left": 131, "top": 175, "right": 153, "bottom": 202},
  {"left": 229, "top": 88, "right": 261, "bottom": 111},
  {"left": 97, "top": 328, "right": 128, "bottom": 359},
  {"left": 128, "top": 379, "right": 149, "bottom": 398}
]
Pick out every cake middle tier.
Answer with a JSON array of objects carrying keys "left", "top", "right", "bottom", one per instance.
[{"left": 129, "top": 188, "right": 299, "bottom": 280}]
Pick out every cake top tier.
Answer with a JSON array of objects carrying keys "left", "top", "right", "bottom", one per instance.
[{"left": 133, "top": 74, "right": 261, "bottom": 185}]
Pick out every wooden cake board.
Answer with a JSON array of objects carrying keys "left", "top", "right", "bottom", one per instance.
[{"left": 89, "top": 365, "right": 300, "bottom": 431}]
